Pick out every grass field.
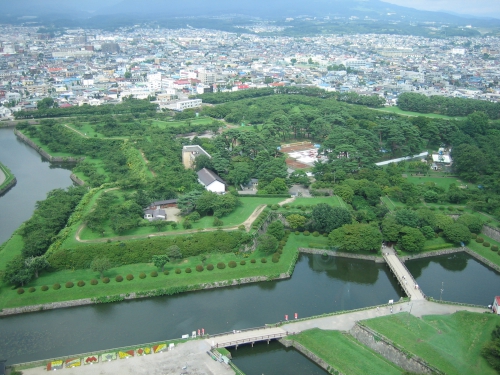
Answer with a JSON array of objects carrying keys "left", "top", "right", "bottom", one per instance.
[
  {"left": 373, "top": 106, "right": 464, "bottom": 120},
  {"left": 362, "top": 311, "right": 500, "bottom": 375},
  {"left": 290, "top": 196, "right": 345, "bottom": 207},
  {"left": 0, "top": 232, "right": 301, "bottom": 310},
  {"left": 289, "top": 329, "right": 403, "bottom": 375},
  {"left": 405, "top": 175, "right": 464, "bottom": 190}
]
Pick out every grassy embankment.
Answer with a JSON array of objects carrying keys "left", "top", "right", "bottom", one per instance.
[
  {"left": 362, "top": 311, "right": 500, "bottom": 375},
  {"left": 288, "top": 328, "right": 403, "bottom": 375}
]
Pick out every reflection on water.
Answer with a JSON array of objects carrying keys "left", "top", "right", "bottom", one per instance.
[
  {"left": 406, "top": 252, "right": 500, "bottom": 305},
  {"left": 0, "top": 254, "right": 403, "bottom": 365},
  {"left": 230, "top": 341, "right": 329, "bottom": 375}
]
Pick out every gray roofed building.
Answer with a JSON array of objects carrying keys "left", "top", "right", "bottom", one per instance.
[{"left": 197, "top": 168, "right": 226, "bottom": 193}]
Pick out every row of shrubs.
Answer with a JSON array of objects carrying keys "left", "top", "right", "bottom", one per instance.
[
  {"left": 16, "top": 258, "right": 281, "bottom": 295},
  {"left": 294, "top": 230, "right": 329, "bottom": 237}
]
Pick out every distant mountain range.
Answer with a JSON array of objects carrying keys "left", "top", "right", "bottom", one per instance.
[{"left": 1, "top": 0, "right": 499, "bottom": 28}]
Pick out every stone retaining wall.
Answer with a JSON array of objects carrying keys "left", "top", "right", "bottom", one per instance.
[
  {"left": 399, "top": 248, "right": 465, "bottom": 262},
  {"left": 280, "top": 338, "right": 343, "bottom": 375},
  {"left": 0, "top": 274, "right": 291, "bottom": 317},
  {"left": 70, "top": 173, "right": 85, "bottom": 186},
  {"left": 299, "top": 248, "right": 385, "bottom": 263},
  {"left": 482, "top": 225, "right": 500, "bottom": 243},
  {"left": 14, "top": 129, "right": 84, "bottom": 163},
  {"left": 350, "top": 323, "right": 443, "bottom": 375}
]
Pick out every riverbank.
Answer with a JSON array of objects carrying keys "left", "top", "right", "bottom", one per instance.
[{"left": 0, "top": 161, "right": 16, "bottom": 196}]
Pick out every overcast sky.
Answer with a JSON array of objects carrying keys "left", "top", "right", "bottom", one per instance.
[{"left": 381, "top": 0, "right": 500, "bottom": 19}]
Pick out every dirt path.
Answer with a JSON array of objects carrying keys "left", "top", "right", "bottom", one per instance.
[{"left": 139, "top": 150, "right": 156, "bottom": 177}]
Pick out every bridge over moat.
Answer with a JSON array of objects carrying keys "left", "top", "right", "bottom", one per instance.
[
  {"left": 207, "top": 326, "right": 288, "bottom": 349},
  {"left": 383, "top": 246, "right": 426, "bottom": 300}
]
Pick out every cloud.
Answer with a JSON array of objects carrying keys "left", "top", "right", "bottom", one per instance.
[{"left": 381, "top": 0, "right": 500, "bottom": 18}]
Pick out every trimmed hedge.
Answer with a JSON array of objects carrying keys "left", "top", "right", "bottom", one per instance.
[
  {"left": 228, "top": 261, "right": 237, "bottom": 268},
  {"left": 65, "top": 281, "right": 74, "bottom": 288},
  {"left": 175, "top": 268, "right": 181, "bottom": 274},
  {"left": 261, "top": 258, "right": 267, "bottom": 263},
  {"left": 185, "top": 268, "right": 192, "bottom": 273},
  {"left": 53, "top": 283, "right": 61, "bottom": 290},
  {"left": 41, "top": 285, "right": 49, "bottom": 291},
  {"left": 217, "top": 262, "right": 226, "bottom": 269},
  {"left": 29, "top": 287, "right": 36, "bottom": 293},
  {"left": 492, "top": 245, "right": 499, "bottom": 252},
  {"left": 303, "top": 231, "right": 310, "bottom": 236},
  {"left": 139, "top": 272, "right": 146, "bottom": 279},
  {"left": 102, "top": 277, "right": 110, "bottom": 284},
  {"left": 77, "top": 280, "right": 85, "bottom": 287},
  {"left": 17, "top": 288, "right": 24, "bottom": 294},
  {"left": 251, "top": 259, "right": 256, "bottom": 263},
  {"left": 207, "top": 264, "right": 214, "bottom": 271},
  {"left": 196, "top": 265, "right": 204, "bottom": 272},
  {"left": 476, "top": 237, "right": 484, "bottom": 243},
  {"left": 126, "top": 274, "right": 134, "bottom": 281},
  {"left": 163, "top": 270, "right": 170, "bottom": 275},
  {"left": 483, "top": 242, "right": 491, "bottom": 247},
  {"left": 90, "top": 279, "right": 98, "bottom": 285},
  {"left": 151, "top": 271, "right": 158, "bottom": 277},
  {"left": 240, "top": 260, "right": 246, "bottom": 265}
]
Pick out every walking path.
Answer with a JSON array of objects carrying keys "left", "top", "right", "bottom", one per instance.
[
  {"left": 383, "top": 245, "right": 425, "bottom": 300},
  {"left": 21, "top": 340, "right": 234, "bottom": 375},
  {"left": 283, "top": 300, "right": 488, "bottom": 333}
]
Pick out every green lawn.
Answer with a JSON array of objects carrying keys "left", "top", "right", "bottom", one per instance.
[
  {"left": 290, "top": 196, "right": 345, "bottom": 207},
  {"left": 467, "top": 233, "right": 500, "bottom": 269},
  {"left": 0, "top": 234, "right": 23, "bottom": 272},
  {"left": 362, "top": 311, "right": 500, "bottom": 375},
  {"left": 372, "top": 106, "right": 464, "bottom": 120},
  {"left": 0, "top": 236, "right": 300, "bottom": 310},
  {"left": 289, "top": 329, "right": 403, "bottom": 375},
  {"left": 405, "top": 175, "right": 464, "bottom": 190}
]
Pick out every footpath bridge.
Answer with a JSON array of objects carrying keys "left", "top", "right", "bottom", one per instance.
[
  {"left": 207, "top": 326, "right": 287, "bottom": 349},
  {"left": 383, "top": 246, "right": 425, "bottom": 300}
]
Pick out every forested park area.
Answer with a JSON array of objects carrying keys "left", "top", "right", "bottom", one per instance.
[{"left": 1, "top": 91, "right": 500, "bottom": 310}]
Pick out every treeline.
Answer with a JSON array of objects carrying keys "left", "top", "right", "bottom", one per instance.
[
  {"left": 14, "top": 98, "right": 158, "bottom": 119},
  {"left": 3, "top": 187, "right": 86, "bottom": 286},
  {"left": 397, "top": 92, "right": 500, "bottom": 119},
  {"left": 197, "top": 87, "right": 385, "bottom": 108},
  {"left": 47, "top": 230, "right": 248, "bottom": 270}
]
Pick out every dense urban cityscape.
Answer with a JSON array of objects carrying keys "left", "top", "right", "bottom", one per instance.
[{"left": 2, "top": 25, "right": 500, "bottom": 118}]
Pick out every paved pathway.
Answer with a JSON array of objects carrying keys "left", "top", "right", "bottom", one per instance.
[
  {"left": 207, "top": 327, "right": 287, "bottom": 348},
  {"left": 383, "top": 246, "right": 425, "bottom": 300},
  {"left": 282, "top": 300, "right": 488, "bottom": 333},
  {"left": 21, "top": 341, "right": 234, "bottom": 375}
]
